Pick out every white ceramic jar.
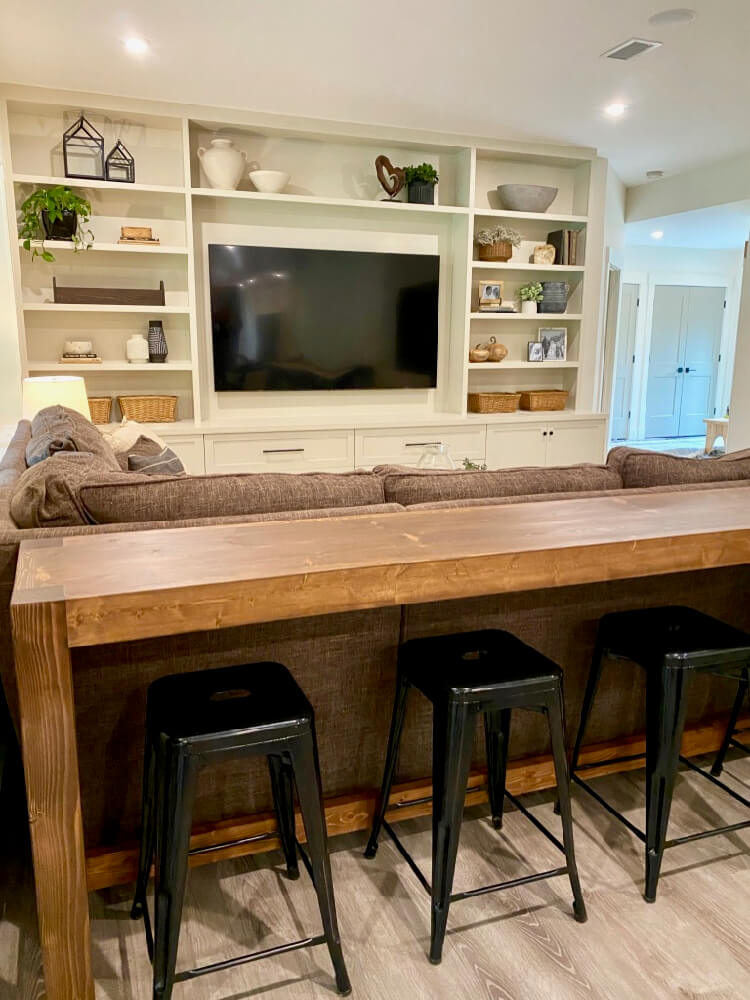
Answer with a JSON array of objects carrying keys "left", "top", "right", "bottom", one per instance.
[
  {"left": 197, "top": 138, "right": 247, "bottom": 190},
  {"left": 521, "top": 301, "right": 538, "bottom": 314},
  {"left": 126, "top": 334, "right": 150, "bottom": 364}
]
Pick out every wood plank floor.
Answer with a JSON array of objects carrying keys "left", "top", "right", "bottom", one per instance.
[{"left": 2, "top": 750, "right": 749, "bottom": 1000}]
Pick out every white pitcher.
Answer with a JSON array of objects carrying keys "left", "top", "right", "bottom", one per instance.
[{"left": 197, "top": 138, "right": 247, "bottom": 190}]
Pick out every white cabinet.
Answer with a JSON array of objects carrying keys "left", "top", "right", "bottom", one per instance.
[
  {"left": 203, "top": 429, "right": 355, "bottom": 474},
  {"left": 159, "top": 433, "right": 205, "bottom": 475},
  {"left": 355, "top": 425, "right": 486, "bottom": 468},
  {"left": 486, "top": 418, "right": 607, "bottom": 469}
]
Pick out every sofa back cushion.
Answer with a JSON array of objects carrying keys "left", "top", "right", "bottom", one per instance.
[
  {"left": 79, "top": 471, "right": 386, "bottom": 524},
  {"left": 26, "top": 405, "right": 120, "bottom": 471},
  {"left": 612, "top": 447, "right": 750, "bottom": 488},
  {"left": 380, "top": 464, "right": 622, "bottom": 506}
]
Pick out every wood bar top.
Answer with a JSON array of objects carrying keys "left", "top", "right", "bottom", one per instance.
[{"left": 12, "top": 486, "right": 750, "bottom": 648}]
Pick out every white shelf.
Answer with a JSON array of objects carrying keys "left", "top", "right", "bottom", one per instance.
[
  {"left": 27, "top": 361, "right": 193, "bottom": 372},
  {"left": 472, "top": 207, "right": 588, "bottom": 224},
  {"left": 191, "top": 187, "right": 469, "bottom": 215},
  {"left": 467, "top": 361, "right": 579, "bottom": 370},
  {"left": 12, "top": 174, "right": 186, "bottom": 195},
  {"left": 18, "top": 240, "right": 190, "bottom": 255},
  {"left": 470, "top": 312, "right": 582, "bottom": 320},
  {"left": 23, "top": 303, "right": 190, "bottom": 314},
  {"left": 472, "top": 261, "right": 585, "bottom": 272}
]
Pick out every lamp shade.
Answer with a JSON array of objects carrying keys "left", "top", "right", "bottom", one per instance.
[{"left": 22, "top": 376, "right": 90, "bottom": 421}]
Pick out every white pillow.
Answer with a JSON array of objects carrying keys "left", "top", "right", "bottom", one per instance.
[{"left": 99, "top": 417, "right": 167, "bottom": 454}]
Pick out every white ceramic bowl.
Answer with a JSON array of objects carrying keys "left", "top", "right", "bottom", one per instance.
[
  {"left": 496, "top": 184, "right": 558, "bottom": 213},
  {"left": 64, "top": 340, "right": 93, "bottom": 355},
  {"left": 249, "top": 170, "right": 290, "bottom": 194}
]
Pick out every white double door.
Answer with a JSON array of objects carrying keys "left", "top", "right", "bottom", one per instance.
[{"left": 645, "top": 284, "right": 725, "bottom": 438}]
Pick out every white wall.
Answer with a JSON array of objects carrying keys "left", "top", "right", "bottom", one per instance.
[
  {"left": 626, "top": 150, "right": 750, "bottom": 223},
  {"left": 728, "top": 245, "right": 750, "bottom": 450},
  {"left": 621, "top": 245, "right": 743, "bottom": 439},
  {"left": 0, "top": 159, "right": 22, "bottom": 427}
]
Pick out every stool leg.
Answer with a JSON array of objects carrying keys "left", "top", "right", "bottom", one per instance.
[
  {"left": 711, "top": 668, "right": 749, "bottom": 777},
  {"left": 546, "top": 685, "right": 587, "bottom": 923},
  {"left": 291, "top": 727, "right": 352, "bottom": 997},
  {"left": 571, "top": 633, "right": 607, "bottom": 773},
  {"left": 430, "top": 701, "right": 476, "bottom": 965},
  {"left": 268, "top": 753, "right": 300, "bottom": 879},
  {"left": 131, "top": 731, "right": 157, "bottom": 921},
  {"left": 365, "top": 671, "right": 410, "bottom": 859},
  {"left": 152, "top": 745, "right": 198, "bottom": 1000},
  {"left": 484, "top": 708, "right": 511, "bottom": 829},
  {"left": 644, "top": 664, "right": 689, "bottom": 903}
]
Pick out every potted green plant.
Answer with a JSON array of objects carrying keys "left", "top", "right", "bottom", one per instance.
[
  {"left": 475, "top": 225, "right": 521, "bottom": 262},
  {"left": 19, "top": 186, "right": 94, "bottom": 262},
  {"left": 518, "top": 281, "right": 543, "bottom": 314},
  {"left": 404, "top": 163, "right": 439, "bottom": 204}
]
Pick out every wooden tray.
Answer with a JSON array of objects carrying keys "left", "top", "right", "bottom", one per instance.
[{"left": 53, "top": 277, "right": 165, "bottom": 306}]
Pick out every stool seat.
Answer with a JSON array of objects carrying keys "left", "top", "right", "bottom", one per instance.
[
  {"left": 147, "top": 662, "right": 313, "bottom": 741},
  {"left": 400, "top": 630, "right": 561, "bottom": 701},
  {"left": 599, "top": 606, "right": 750, "bottom": 670}
]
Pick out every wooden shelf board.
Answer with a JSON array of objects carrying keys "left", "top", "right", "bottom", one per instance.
[
  {"left": 12, "top": 174, "right": 186, "bottom": 195},
  {"left": 191, "top": 187, "right": 469, "bottom": 215},
  {"left": 472, "top": 261, "right": 585, "bottom": 272},
  {"left": 467, "top": 361, "right": 579, "bottom": 370},
  {"left": 27, "top": 361, "right": 193, "bottom": 373},
  {"left": 17, "top": 240, "right": 189, "bottom": 255},
  {"left": 472, "top": 207, "right": 588, "bottom": 224},
  {"left": 23, "top": 303, "right": 190, "bottom": 314},
  {"left": 470, "top": 312, "right": 582, "bottom": 320}
]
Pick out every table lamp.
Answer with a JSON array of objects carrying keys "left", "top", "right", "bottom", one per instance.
[{"left": 22, "top": 376, "right": 91, "bottom": 421}]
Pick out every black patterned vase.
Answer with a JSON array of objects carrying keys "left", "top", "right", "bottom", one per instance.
[{"left": 147, "top": 320, "right": 168, "bottom": 363}]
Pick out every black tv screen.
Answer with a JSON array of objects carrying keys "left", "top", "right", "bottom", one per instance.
[{"left": 208, "top": 245, "right": 439, "bottom": 391}]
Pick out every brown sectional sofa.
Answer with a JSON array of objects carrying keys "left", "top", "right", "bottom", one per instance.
[{"left": 2, "top": 409, "right": 750, "bottom": 858}]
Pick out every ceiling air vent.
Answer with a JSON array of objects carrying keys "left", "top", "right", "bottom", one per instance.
[{"left": 602, "top": 38, "right": 663, "bottom": 61}]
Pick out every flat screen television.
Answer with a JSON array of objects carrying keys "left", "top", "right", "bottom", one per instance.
[{"left": 208, "top": 244, "right": 439, "bottom": 391}]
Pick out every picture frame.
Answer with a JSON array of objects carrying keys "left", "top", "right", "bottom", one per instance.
[
  {"left": 527, "top": 341, "right": 544, "bottom": 362},
  {"left": 476, "top": 279, "right": 503, "bottom": 311},
  {"left": 538, "top": 327, "right": 567, "bottom": 361}
]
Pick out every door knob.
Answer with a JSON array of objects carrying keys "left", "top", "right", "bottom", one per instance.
[
  {"left": 685, "top": 367, "right": 694, "bottom": 373},
  {"left": 677, "top": 367, "right": 684, "bottom": 373}
]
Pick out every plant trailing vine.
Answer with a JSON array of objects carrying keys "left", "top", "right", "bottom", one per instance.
[
  {"left": 403, "top": 162, "right": 439, "bottom": 184},
  {"left": 519, "top": 281, "right": 544, "bottom": 302},
  {"left": 475, "top": 225, "right": 522, "bottom": 247},
  {"left": 19, "top": 186, "right": 94, "bottom": 262}
]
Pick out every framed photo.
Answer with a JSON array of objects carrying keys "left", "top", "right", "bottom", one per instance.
[
  {"left": 538, "top": 327, "right": 567, "bottom": 361},
  {"left": 477, "top": 280, "right": 503, "bottom": 311},
  {"left": 527, "top": 341, "right": 544, "bottom": 362}
]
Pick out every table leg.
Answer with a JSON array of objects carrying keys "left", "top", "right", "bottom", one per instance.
[{"left": 11, "top": 600, "right": 94, "bottom": 999}]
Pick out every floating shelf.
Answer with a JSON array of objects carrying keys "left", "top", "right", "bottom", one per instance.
[
  {"left": 467, "top": 361, "right": 579, "bottom": 370},
  {"left": 472, "top": 261, "right": 585, "bottom": 272},
  {"left": 27, "top": 361, "right": 193, "bottom": 372},
  {"left": 472, "top": 207, "right": 588, "bottom": 224},
  {"left": 17, "top": 240, "right": 190, "bottom": 256},
  {"left": 23, "top": 303, "right": 190, "bottom": 314},
  {"left": 191, "top": 187, "right": 470, "bottom": 215},
  {"left": 469, "top": 312, "right": 583, "bottom": 320},
  {"left": 12, "top": 174, "right": 186, "bottom": 195}
]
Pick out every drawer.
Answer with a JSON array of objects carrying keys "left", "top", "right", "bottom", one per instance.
[
  {"left": 204, "top": 429, "right": 355, "bottom": 473},
  {"left": 355, "top": 425, "right": 486, "bottom": 468},
  {"left": 159, "top": 434, "right": 205, "bottom": 475}
]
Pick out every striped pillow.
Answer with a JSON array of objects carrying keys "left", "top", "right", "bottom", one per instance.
[{"left": 127, "top": 446, "right": 185, "bottom": 477}]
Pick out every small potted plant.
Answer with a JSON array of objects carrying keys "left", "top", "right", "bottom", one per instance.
[
  {"left": 19, "top": 185, "right": 94, "bottom": 262},
  {"left": 474, "top": 225, "right": 521, "bottom": 262},
  {"left": 404, "top": 163, "right": 439, "bottom": 204},
  {"left": 518, "top": 281, "right": 543, "bottom": 314}
]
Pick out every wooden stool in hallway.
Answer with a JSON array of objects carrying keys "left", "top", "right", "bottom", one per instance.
[
  {"left": 571, "top": 606, "right": 750, "bottom": 902},
  {"left": 365, "top": 629, "right": 587, "bottom": 965},
  {"left": 130, "top": 662, "right": 351, "bottom": 1000}
]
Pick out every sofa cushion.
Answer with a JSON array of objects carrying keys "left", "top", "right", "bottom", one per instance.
[
  {"left": 617, "top": 447, "right": 750, "bottom": 488},
  {"left": 380, "top": 464, "right": 622, "bottom": 506},
  {"left": 27, "top": 405, "right": 120, "bottom": 471},
  {"left": 79, "top": 470, "right": 386, "bottom": 524}
]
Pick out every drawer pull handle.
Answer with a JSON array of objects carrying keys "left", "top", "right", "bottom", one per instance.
[
  {"left": 262, "top": 448, "right": 305, "bottom": 454},
  {"left": 404, "top": 441, "right": 443, "bottom": 447}
]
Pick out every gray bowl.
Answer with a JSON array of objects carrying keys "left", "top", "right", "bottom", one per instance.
[{"left": 496, "top": 184, "right": 558, "bottom": 213}]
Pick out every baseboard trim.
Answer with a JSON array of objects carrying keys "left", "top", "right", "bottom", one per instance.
[{"left": 85, "top": 713, "right": 747, "bottom": 892}]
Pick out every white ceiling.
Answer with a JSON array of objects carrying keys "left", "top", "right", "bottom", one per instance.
[
  {"left": 2, "top": 0, "right": 749, "bottom": 185},
  {"left": 625, "top": 201, "right": 750, "bottom": 248}
]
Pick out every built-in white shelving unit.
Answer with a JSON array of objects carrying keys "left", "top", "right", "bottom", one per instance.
[{"left": 0, "top": 84, "right": 609, "bottom": 471}]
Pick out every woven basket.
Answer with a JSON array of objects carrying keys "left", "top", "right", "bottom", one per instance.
[
  {"left": 117, "top": 394, "right": 177, "bottom": 422},
  {"left": 477, "top": 241, "right": 513, "bottom": 262},
  {"left": 87, "top": 397, "right": 112, "bottom": 424},
  {"left": 467, "top": 392, "right": 521, "bottom": 414},
  {"left": 519, "top": 389, "right": 569, "bottom": 412}
]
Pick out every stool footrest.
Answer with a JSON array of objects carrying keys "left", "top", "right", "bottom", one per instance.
[
  {"left": 728, "top": 736, "right": 750, "bottom": 755},
  {"left": 173, "top": 935, "right": 328, "bottom": 983},
  {"left": 574, "top": 750, "right": 646, "bottom": 772},
  {"left": 450, "top": 867, "right": 570, "bottom": 903}
]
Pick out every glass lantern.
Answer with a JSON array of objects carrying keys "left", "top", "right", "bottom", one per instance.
[
  {"left": 416, "top": 444, "right": 455, "bottom": 469},
  {"left": 63, "top": 114, "right": 105, "bottom": 181}
]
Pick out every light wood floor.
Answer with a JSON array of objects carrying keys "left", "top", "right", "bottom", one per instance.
[{"left": 2, "top": 750, "right": 749, "bottom": 1000}]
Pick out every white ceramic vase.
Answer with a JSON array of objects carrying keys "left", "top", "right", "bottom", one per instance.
[
  {"left": 197, "top": 138, "right": 247, "bottom": 190},
  {"left": 126, "top": 334, "right": 150, "bottom": 364},
  {"left": 521, "top": 300, "right": 538, "bottom": 314}
]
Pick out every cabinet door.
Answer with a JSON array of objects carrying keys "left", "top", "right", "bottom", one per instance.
[
  {"left": 204, "top": 430, "right": 354, "bottom": 473},
  {"left": 546, "top": 420, "right": 607, "bottom": 466},
  {"left": 486, "top": 425, "right": 547, "bottom": 469},
  {"left": 355, "top": 425, "right": 486, "bottom": 469},
  {"left": 159, "top": 434, "right": 205, "bottom": 475}
]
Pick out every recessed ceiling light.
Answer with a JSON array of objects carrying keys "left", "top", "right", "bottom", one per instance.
[
  {"left": 124, "top": 37, "right": 149, "bottom": 56},
  {"left": 604, "top": 103, "right": 627, "bottom": 118},
  {"left": 649, "top": 9, "right": 696, "bottom": 26},
  {"left": 651, "top": 230, "right": 664, "bottom": 239}
]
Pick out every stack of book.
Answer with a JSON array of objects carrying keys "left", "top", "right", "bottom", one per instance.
[{"left": 546, "top": 229, "right": 586, "bottom": 265}]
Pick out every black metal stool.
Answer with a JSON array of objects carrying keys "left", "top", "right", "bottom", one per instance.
[
  {"left": 130, "top": 662, "right": 351, "bottom": 999},
  {"left": 712, "top": 666, "right": 750, "bottom": 776},
  {"left": 364, "top": 629, "right": 587, "bottom": 965},
  {"left": 571, "top": 606, "right": 750, "bottom": 903}
]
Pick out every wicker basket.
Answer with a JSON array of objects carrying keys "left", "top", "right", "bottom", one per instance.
[
  {"left": 476, "top": 241, "right": 513, "bottom": 262},
  {"left": 117, "top": 394, "right": 177, "bottom": 422},
  {"left": 87, "top": 397, "right": 112, "bottom": 424},
  {"left": 519, "top": 389, "right": 569, "bottom": 412},
  {"left": 467, "top": 392, "right": 521, "bottom": 414}
]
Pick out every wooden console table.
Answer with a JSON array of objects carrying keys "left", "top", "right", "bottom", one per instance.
[{"left": 11, "top": 487, "right": 750, "bottom": 1000}]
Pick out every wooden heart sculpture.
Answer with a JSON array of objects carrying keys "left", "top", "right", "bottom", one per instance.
[{"left": 375, "top": 155, "right": 405, "bottom": 199}]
